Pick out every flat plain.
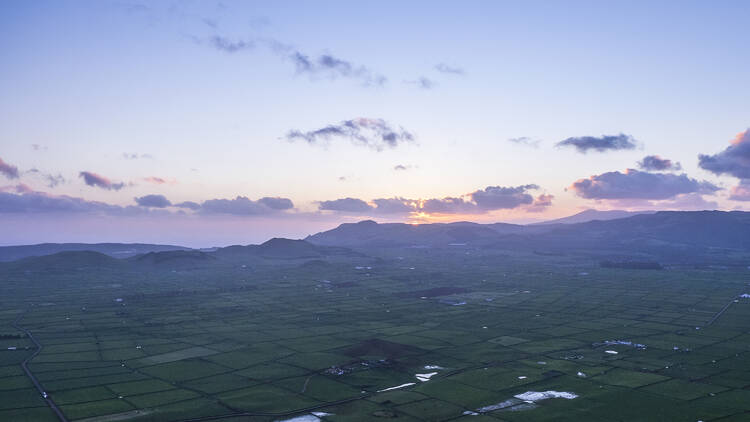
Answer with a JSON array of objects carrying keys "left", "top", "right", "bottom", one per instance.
[{"left": 2, "top": 245, "right": 750, "bottom": 421}]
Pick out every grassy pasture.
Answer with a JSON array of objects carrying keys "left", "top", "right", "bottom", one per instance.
[{"left": 2, "top": 248, "right": 750, "bottom": 421}]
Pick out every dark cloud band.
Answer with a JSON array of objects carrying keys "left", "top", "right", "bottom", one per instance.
[
  {"left": 79, "top": 171, "right": 125, "bottom": 191},
  {"left": 285, "top": 118, "right": 415, "bottom": 151},
  {"left": 135, "top": 194, "right": 172, "bottom": 208},
  {"left": 0, "top": 157, "right": 20, "bottom": 179},
  {"left": 637, "top": 155, "right": 681, "bottom": 171},
  {"left": 557, "top": 134, "right": 637, "bottom": 153},
  {"left": 570, "top": 169, "right": 718, "bottom": 200},
  {"left": 204, "top": 35, "right": 386, "bottom": 86},
  {"left": 317, "top": 185, "right": 547, "bottom": 216},
  {"left": 698, "top": 129, "right": 750, "bottom": 179}
]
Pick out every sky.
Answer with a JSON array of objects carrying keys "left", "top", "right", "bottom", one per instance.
[{"left": 1, "top": 0, "right": 749, "bottom": 247}]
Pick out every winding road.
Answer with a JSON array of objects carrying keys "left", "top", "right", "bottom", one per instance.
[{"left": 12, "top": 310, "right": 69, "bottom": 422}]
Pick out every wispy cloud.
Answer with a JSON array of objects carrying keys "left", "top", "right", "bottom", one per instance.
[
  {"left": 434, "top": 63, "right": 465, "bottom": 75},
  {"left": 200, "top": 196, "right": 294, "bottom": 215},
  {"left": 469, "top": 185, "right": 539, "bottom": 211},
  {"left": 27, "top": 169, "right": 66, "bottom": 188},
  {"left": 143, "top": 176, "right": 177, "bottom": 185},
  {"left": 0, "top": 189, "right": 296, "bottom": 217},
  {"left": 0, "top": 183, "right": 33, "bottom": 194},
  {"left": 557, "top": 134, "right": 637, "bottom": 153},
  {"left": 258, "top": 196, "right": 294, "bottom": 210},
  {"left": 0, "top": 191, "right": 156, "bottom": 216},
  {"left": 174, "top": 201, "right": 201, "bottom": 210},
  {"left": 319, "top": 197, "right": 372, "bottom": 213},
  {"left": 418, "top": 185, "right": 545, "bottom": 214},
  {"left": 202, "top": 35, "right": 386, "bottom": 86},
  {"left": 202, "top": 17, "right": 218, "bottom": 29},
  {"left": 285, "top": 118, "right": 415, "bottom": 151},
  {"left": 209, "top": 35, "right": 254, "bottom": 53},
  {"left": 289, "top": 51, "right": 386, "bottom": 86},
  {"left": 637, "top": 155, "right": 681, "bottom": 171},
  {"left": 508, "top": 137, "right": 541, "bottom": 148},
  {"left": 44, "top": 174, "right": 66, "bottom": 188},
  {"left": 405, "top": 77, "right": 436, "bottom": 89},
  {"left": 79, "top": 171, "right": 126, "bottom": 191},
  {"left": 122, "top": 152, "right": 153, "bottom": 160},
  {"left": 318, "top": 185, "right": 546, "bottom": 216},
  {"left": 0, "top": 157, "right": 20, "bottom": 179},
  {"left": 135, "top": 194, "right": 172, "bottom": 208},
  {"left": 318, "top": 197, "right": 416, "bottom": 215},
  {"left": 420, "top": 196, "right": 477, "bottom": 214},
  {"left": 371, "top": 198, "right": 415, "bottom": 214}
]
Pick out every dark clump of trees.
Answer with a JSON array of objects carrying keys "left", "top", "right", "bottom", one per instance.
[{"left": 600, "top": 260, "right": 663, "bottom": 270}]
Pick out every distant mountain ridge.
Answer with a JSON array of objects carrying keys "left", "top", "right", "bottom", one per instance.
[
  {"left": 213, "top": 237, "right": 362, "bottom": 261},
  {"left": 0, "top": 238, "right": 366, "bottom": 271},
  {"left": 304, "top": 210, "right": 656, "bottom": 248},
  {"left": 304, "top": 220, "right": 521, "bottom": 247},
  {"left": 0, "top": 243, "right": 191, "bottom": 262},
  {"left": 5, "top": 211, "right": 750, "bottom": 268},
  {"left": 533, "top": 209, "right": 655, "bottom": 225},
  {"left": 306, "top": 211, "right": 750, "bottom": 262},
  {"left": 3, "top": 251, "right": 127, "bottom": 271}
]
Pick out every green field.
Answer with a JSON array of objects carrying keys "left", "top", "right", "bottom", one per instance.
[{"left": 2, "top": 246, "right": 750, "bottom": 421}]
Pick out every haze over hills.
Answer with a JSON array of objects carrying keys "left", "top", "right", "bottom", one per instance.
[
  {"left": 532, "top": 209, "right": 655, "bottom": 225},
  {"left": 131, "top": 250, "right": 218, "bottom": 268},
  {"left": 5, "top": 223, "right": 748, "bottom": 420},
  {"left": 4, "top": 211, "right": 750, "bottom": 268},
  {"left": 0, "top": 238, "right": 368, "bottom": 272},
  {"left": 304, "top": 220, "right": 517, "bottom": 248},
  {"left": 0, "top": 243, "right": 190, "bottom": 262},
  {"left": 306, "top": 211, "right": 750, "bottom": 264},
  {"left": 302, "top": 209, "right": 705, "bottom": 249},
  {"left": 2, "top": 250, "right": 127, "bottom": 272},
  {"left": 212, "top": 238, "right": 363, "bottom": 261}
]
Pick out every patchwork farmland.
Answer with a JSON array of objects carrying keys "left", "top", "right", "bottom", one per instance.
[{"left": 2, "top": 247, "right": 750, "bottom": 421}]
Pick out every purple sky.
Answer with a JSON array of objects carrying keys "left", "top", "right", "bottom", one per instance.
[{"left": 1, "top": 1, "right": 749, "bottom": 246}]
